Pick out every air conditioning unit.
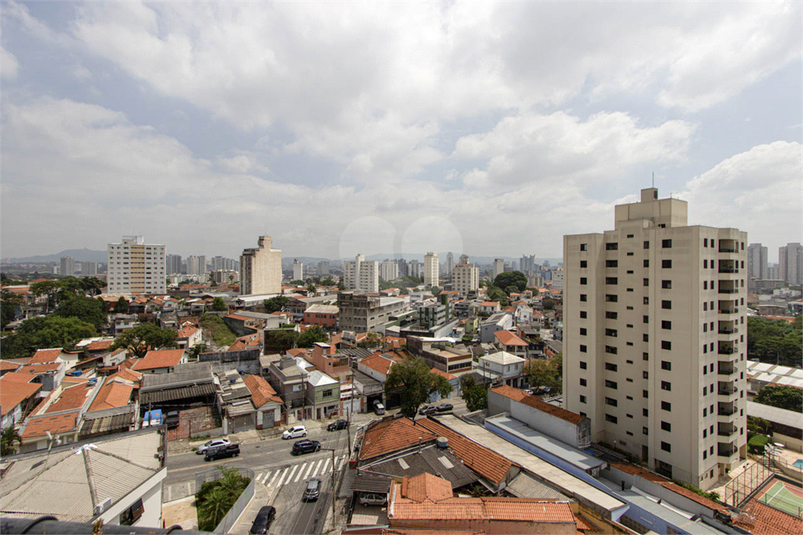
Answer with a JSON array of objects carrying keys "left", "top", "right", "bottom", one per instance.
[{"left": 94, "top": 497, "right": 113, "bottom": 516}]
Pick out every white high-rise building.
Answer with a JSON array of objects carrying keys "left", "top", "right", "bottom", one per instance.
[
  {"left": 343, "top": 254, "right": 379, "bottom": 293},
  {"left": 166, "top": 254, "right": 182, "bottom": 275},
  {"left": 107, "top": 236, "right": 166, "bottom": 295},
  {"left": 240, "top": 236, "right": 282, "bottom": 295},
  {"left": 551, "top": 267, "right": 564, "bottom": 290},
  {"left": 293, "top": 259, "right": 304, "bottom": 281},
  {"left": 521, "top": 254, "right": 536, "bottom": 273},
  {"left": 452, "top": 258, "right": 479, "bottom": 296},
  {"left": 493, "top": 258, "right": 505, "bottom": 280},
  {"left": 445, "top": 252, "right": 455, "bottom": 279},
  {"left": 424, "top": 252, "right": 439, "bottom": 288},
  {"left": 187, "top": 255, "right": 207, "bottom": 276},
  {"left": 747, "top": 244, "right": 768, "bottom": 280},
  {"left": 380, "top": 260, "right": 399, "bottom": 282},
  {"left": 211, "top": 256, "right": 238, "bottom": 272},
  {"left": 778, "top": 243, "right": 803, "bottom": 286},
  {"left": 563, "top": 188, "right": 747, "bottom": 490},
  {"left": 60, "top": 257, "right": 75, "bottom": 277},
  {"left": 81, "top": 261, "right": 98, "bottom": 277}
]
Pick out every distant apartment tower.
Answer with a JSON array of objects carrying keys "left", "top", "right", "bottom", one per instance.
[
  {"left": 452, "top": 258, "right": 479, "bottom": 296},
  {"left": 408, "top": 259, "right": 421, "bottom": 279},
  {"left": 343, "top": 254, "right": 379, "bottom": 293},
  {"left": 424, "top": 252, "right": 439, "bottom": 287},
  {"left": 778, "top": 243, "right": 803, "bottom": 286},
  {"left": 211, "top": 256, "right": 238, "bottom": 272},
  {"left": 381, "top": 260, "right": 399, "bottom": 282},
  {"left": 445, "top": 252, "right": 455, "bottom": 279},
  {"left": 186, "top": 255, "right": 207, "bottom": 276},
  {"left": 60, "top": 257, "right": 75, "bottom": 277},
  {"left": 551, "top": 267, "right": 564, "bottom": 290},
  {"left": 81, "top": 261, "right": 98, "bottom": 277},
  {"left": 166, "top": 254, "right": 182, "bottom": 275},
  {"left": 747, "top": 244, "right": 768, "bottom": 280},
  {"left": 520, "top": 254, "right": 536, "bottom": 273},
  {"left": 318, "top": 261, "right": 330, "bottom": 275},
  {"left": 293, "top": 259, "right": 304, "bottom": 281},
  {"left": 240, "top": 236, "right": 282, "bottom": 295},
  {"left": 563, "top": 188, "right": 747, "bottom": 491},
  {"left": 493, "top": 258, "right": 505, "bottom": 280},
  {"left": 107, "top": 236, "right": 166, "bottom": 295}
]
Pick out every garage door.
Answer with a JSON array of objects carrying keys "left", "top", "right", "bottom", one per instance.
[{"left": 262, "top": 409, "right": 275, "bottom": 428}]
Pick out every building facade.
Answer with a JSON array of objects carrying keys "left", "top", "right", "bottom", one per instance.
[
  {"left": 452, "top": 259, "right": 479, "bottom": 296},
  {"left": 337, "top": 292, "right": 405, "bottom": 333},
  {"left": 563, "top": 188, "right": 747, "bottom": 490},
  {"left": 424, "top": 252, "right": 439, "bottom": 287},
  {"left": 60, "top": 256, "right": 75, "bottom": 277},
  {"left": 445, "top": 252, "right": 454, "bottom": 279},
  {"left": 493, "top": 258, "right": 505, "bottom": 280},
  {"left": 186, "top": 255, "right": 207, "bottom": 276},
  {"left": 343, "top": 254, "right": 380, "bottom": 293},
  {"left": 107, "top": 236, "right": 166, "bottom": 295},
  {"left": 240, "top": 236, "right": 282, "bottom": 295},
  {"left": 778, "top": 243, "right": 803, "bottom": 286},
  {"left": 380, "top": 260, "right": 399, "bottom": 282},
  {"left": 747, "top": 244, "right": 768, "bottom": 280},
  {"left": 293, "top": 259, "right": 304, "bottom": 281},
  {"left": 166, "top": 254, "right": 182, "bottom": 275}
]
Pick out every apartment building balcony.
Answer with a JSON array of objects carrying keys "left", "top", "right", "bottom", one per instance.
[
  {"left": 717, "top": 385, "right": 738, "bottom": 403},
  {"left": 717, "top": 403, "right": 736, "bottom": 417},
  {"left": 718, "top": 240, "right": 738, "bottom": 254},
  {"left": 718, "top": 423, "right": 737, "bottom": 437},
  {"left": 717, "top": 443, "right": 739, "bottom": 464},
  {"left": 718, "top": 363, "right": 737, "bottom": 376},
  {"left": 718, "top": 345, "right": 737, "bottom": 356},
  {"left": 718, "top": 281, "right": 739, "bottom": 294}
]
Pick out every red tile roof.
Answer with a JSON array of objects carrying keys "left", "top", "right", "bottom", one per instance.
[
  {"left": 416, "top": 418, "right": 517, "bottom": 485},
  {"left": 45, "top": 383, "right": 91, "bottom": 414},
  {"left": 360, "top": 353, "right": 396, "bottom": 377},
  {"left": 0, "top": 375, "right": 42, "bottom": 416},
  {"left": 108, "top": 368, "right": 143, "bottom": 386},
  {"left": 28, "top": 348, "right": 62, "bottom": 365},
  {"left": 131, "top": 349, "right": 185, "bottom": 371},
  {"left": 734, "top": 501, "right": 803, "bottom": 535},
  {"left": 17, "top": 363, "right": 62, "bottom": 375},
  {"left": 361, "top": 418, "right": 438, "bottom": 461},
  {"left": 243, "top": 374, "right": 282, "bottom": 407},
  {"left": 88, "top": 382, "right": 133, "bottom": 411},
  {"left": 491, "top": 385, "right": 584, "bottom": 425},
  {"left": 0, "top": 361, "right": 20, "bottom": 372},
  {"left": 86, "top": 339, "right": 114, "bottom": 352},
  {"left": 403, "top": 472, "right": 453, "bottom": 503},
  {"left": 494, "top": 330, "right": 528, "bottom": 346},
  {"left": 226, "top": 314, "right": 250, "bottom": 321},
  {"left": 430, "top": 367, "right": 457, "bottom": 381},
  {"left": 480, "top": 302, "right": 500, "bottom": 307},
  {"left": 177, "top": 325, "right": 198, "bottom": 339},
  {"left": 22, "top": 410, "right": 79, "bottom": 439}
]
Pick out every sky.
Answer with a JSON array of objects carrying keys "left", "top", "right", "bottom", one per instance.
[{"left": 1, "top": 1, "right": 801, "bottom": 263}]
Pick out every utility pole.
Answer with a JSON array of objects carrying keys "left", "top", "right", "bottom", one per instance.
[{"left": 322, "top": 447, "right": 337, "bottom": 520}]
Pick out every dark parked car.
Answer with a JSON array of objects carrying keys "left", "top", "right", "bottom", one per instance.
[
  {"left": 165, "top": 411, "right": 180, "bottom": 429},
  {"left": 249, "top": 505, "right": 276, "bottom": 534},
  {"left": 292, "top": 439, "right": 321, "bottom": 455},
  {"left": 303, "top": 478, "right": 321, "bottom": 501},
  {"left": 205, "top": 443, "right": 240, "bottom": 461},
  {"left": 419, "top": 406, "right": 436, "bottom": 415},
  {"left": 327, "top": 419, "right": 348, "bottom": 431},
  {"left": 436, "top": 403, "right": 453, "bottom": 412}
]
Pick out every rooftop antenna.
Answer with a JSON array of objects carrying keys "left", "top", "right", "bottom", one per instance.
[{"left": 652, "top": 172, "right": 655, "bottom": 188}]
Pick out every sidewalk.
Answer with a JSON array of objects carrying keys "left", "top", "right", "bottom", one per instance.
[{"left": 228, "top": 480, "right": 270, "bottom": 535}]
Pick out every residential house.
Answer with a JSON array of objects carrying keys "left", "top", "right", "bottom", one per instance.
[
  {"left": 302, "top": 303, "right": 339, "bottom": 329},
  {"left": 266, "top": 355, "right": 314, "bottom": 422},
  {"left": 479, "top": 312, "right": 513, "bottom": 343},
  {"left": 0, "top": 373, "right": 43, "bottom": 430},
  {"left": 19, "top": 380, "right": 100, "bottom": 452},
  {"left": 480, "top": 301, "right": 501, "bottom": 315},
  {"left": 306, "top": 370, "right": 341, "bottom": 420},
  {"left": 357, "top": 352, "right": 398, "bottom": 383},
  {"left": 131, "top": 349, "right": 187, "bottom": 374},
  {"left": 493, "top": 330, "right": 529, "bottom": 358},
  {"left": 244, "top": 374, "right": 283, "bottom": 428},
  {"left": 176, "top": 322, "right": 203, "bottom": 349},
  {"left": 478, "top": 351, "right": 526, "bottom": 388},
  {"left": 304, "top": 342, "right": 351, "bottom": 378},
  {"left": 428, "top": 367, "right": 460, "bottom": 401},
  {"left": 111, "top": 313, "right": 140, "bottom": 335}
]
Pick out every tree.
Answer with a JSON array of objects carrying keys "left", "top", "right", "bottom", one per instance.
[
  {"left": 755, "top": 385, "right": 802, "bottom": 412},
  {"left": 493, "top": 271, "right": 527, "bottom": 293},
  {"left": 0, "top": 316, "right": 97, "bottom": 359},
  {"left": 321, "top": 277, "right": 335, "bottom": 286},
  {"left": 114, "top": 296, "right": 130, "bottom": 313},
  {"left": 80, "top": 277, "right": 106, "bottom": 296},
  {"left": 399, "top": 288, "right": 409, "bottom": 295},
  {"left": 263, "top": 329, "right": 300, "bottom": 352},
  {"left": 297, "top": 326, "right": 328, "bottom": 348},
  {"left": 195, "top": 467, "right": 249, "bottom": 532},
  {"left": 188, "top": 344, "right": 208, "bottom": 359},
  {"left": 54, "top": 293, "right": 108, "bottom": 331},
  {"left": 337, "top": 281, "right": 346, "bottom": 291},
  {"left": 1, "top": 426, "right": 21, "bottom": 456},
  {"left": 30, "top": 280, "right": 61, "bottom": 313},
  {"left": 485, "top": 285, "right": 509, "bottom": 307},
  {"left": 359, "top": 332, "right": 382, "bottom": 349},
  {"left": 1, "top": 289, "right": 22, "bottom": 328},
  {"left": 748, "top": 316, "right": 802, "bottom": 367},
  {"left": 543, "top": 299, "right": 556, "bottom": 310},
  {"left": 384, "top": 357, "right": 452, "bottom": 417},
  {"left": 306, "top": 283, "right": 317, "bottom": 295},
  {"left": 525, "top": 356, "right": 562, "bottom": 394},
  {"left": 111, "top": 323, "right": 178, "bottom": 357},
  {"left": 460, "top": 375, "right": 488, "bottom": 412},
  {"left": 210, "top": 297, "right": 227, "bottom": 312},
  {"left": 290, "top": 279, "right": 304, "bottom": 286},
  {"left": 263, "top": 296, "right": 289, "bottom": 313}
]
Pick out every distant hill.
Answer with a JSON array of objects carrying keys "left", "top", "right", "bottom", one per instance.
[{"left": 5, "top": 248, "right": 107, "bottom": 264}]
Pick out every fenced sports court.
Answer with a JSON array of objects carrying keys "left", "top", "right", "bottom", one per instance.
[{"left": 758, "top": 480, "right": 803, "bottom": 518}]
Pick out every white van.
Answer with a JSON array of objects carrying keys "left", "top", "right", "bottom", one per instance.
[
  {"left": 373, "top": 401, "right": 386, "bottom": 415},
  {"left": 358, "top": 492, "right": 387, "bottom": 507}
]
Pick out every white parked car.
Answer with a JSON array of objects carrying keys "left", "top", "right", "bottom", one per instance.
[
  {"left": 282, "top": 425, "right": 307, "bottom": 440},
  {"left": 196, "top": 438, "right": 231, "bottom": 455}
]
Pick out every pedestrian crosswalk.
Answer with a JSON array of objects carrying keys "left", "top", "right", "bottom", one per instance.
[{"left": 255, "top": 454, "right": 349, "bottom": 486}]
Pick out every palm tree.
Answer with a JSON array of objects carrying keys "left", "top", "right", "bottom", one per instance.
[
  {"left": 198, "top": 486, "right": 233, "bottom": 531},
  {"left": 1, "top": 426, "right": 21, "bottom": 456}
]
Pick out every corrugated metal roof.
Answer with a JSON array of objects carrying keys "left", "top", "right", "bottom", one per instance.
[
  {"left": 505, "top": 472, "right": 570, "bottom": 500},
  {"left": 747, "top": 401, "right": 803, "bottom": 429},
  {"left": 350, "top": 474, "right": 393, "bottom": 493},
  {"left": 140, "top": 382, "right": 216, "bottom": 404}
]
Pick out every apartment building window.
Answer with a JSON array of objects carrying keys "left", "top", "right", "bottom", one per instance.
[
  {"left": 580, "top": 345, "right": 587, "bottom": 353},
  {"left": 643, "top": 278, "right": 649, "bottom": 286},
  {"left": 606, "top": 260, "right": 618, "bottom": 267},
  {"left": 580, "top": 294, "right": 587, "bottom": 302},
  {"left": 580, "top": 395, "right": 587, "bottom": 404},
  {"left": 644, "top": 241, "right": 650, "bottom": 249},
  {"left": 703, "top": 428, "right": 707, "bottom": 437},
  {"left": 662, "top": 300, "right": 672, "bottom": 309},
  {"left": 605, "top": 414, "right": 618, "bottom": 423},
  {"left": 606, "top": 311, "right": 618, "bottom": 319},
  {"left": 661, "top": 361, "right": 671, "bottom": 371},
  {"left": 643, "top": 427, "right": 649, "bottom": 435},
  {"left": 580, "top": 311, "right": 587, "bottom": 318},
  {"left": 605, "top": 362, "right": 618, "bottom": 371},
  {"left": 580, "top": 378, "right": 587, "bottom": 386},
  {"left": 580, "top": 244, "right": 588, "bottom": 251},
  {"left": 662, "top": 280, "right": 672, "bottom": 289},
  {"left": 643, "top": 390, "right": 649, "bottom": 398},
  {"left": 703, "top": 451, "right": 707, "bottom": 460},
  {"left": 662, "top": 320, "right": 672, "bottom": 330},
  {"left": 643, "top": 408, "right": 649, "bottom": 417},
  {"left": 661, "top": 381, "right": 671, "bottom": 391},
  {"left": 605, "top": 380, "right": 618, "bottom": 389},
  {"left": 662, "top": 259, "right": 672, "bottom": 268},
  {"left": 703, "top": 302, "right": 708, "bottom": 311},
  {"left": 580, "top": 260, "right": 588, "bottom": 268},
  {"left": 661, "top": 340, "right": 671, "bottom": 350},
  {"left": 704, "top": 238, "right": 708, "bottom": 247},
  {"left": 643, "top": 334, "right": 649, "bottom": 342},
  {"left": 661, "top": 442, "right": 672, "bottom": 452},
  {"left": 662, "top": 239, "right": 673, "bottom": 248},
  {"left": 661, "top": 401, "right": 671, "bottom": 411},
  {"left": 661, "top": 421, "right": 671, "bottom": 432},
  {"left": 643, "top": 371, "right": 649, "bottom": 379},
  {"left": 703, "top": 386, "right": 707, "bottom": 395},
  {"left": 643, "top": 259, "right": 649, "bottom": 267},
  {"left": 605, "top": 346, "right": 618, "bottom": 354},
  {"left": 627, "top": 395, "right": 634, "bottom": 400},
  {"left": 606, "top": 243, "right": 619, "bottom": 250},
  {"left": 606, "top": 277, "right": 618, "bottom": 284},
  {"left": 643, "top": 352, "right": 649, "bottom": 361},
  {"left": 643, "top": 297, "right": 649, "bottom": 305},
  {"left": 605, "top": 328, "right": 617, "bottom": 337},
  {"left": 703, "top": 323, "right": 708, "bottom": 332},
  {"left": 605, "top": 397, "right": 618, "bottom": 407},
  {"left": 580, "top": 361, "right": 587, "bottom": 369},
  {"left": 580, "top": 328, "right": 587, "bottom": 335},
  {"left": 580, "top": 277, "right": 587, "bottom": 285}
]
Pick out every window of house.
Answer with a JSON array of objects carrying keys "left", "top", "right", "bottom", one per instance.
[
  {"left": 643, "top": 408, "right": 649, "bottom": 417},
  {"left": 643, "top": 334, "right": 649, "bottom": 342},
  {"left": 661, "top": 441, "right": 671, "bottom": 452},
  {"left": 643, "top": 427, "right": 649, "bottom": 435},
  {"left": 643, "top": 371, "right": 649, "bottom": 379},
  {"left": 643, "top": 352, "right": 649, "bottom": 361},
  {"left": 662, "top": 259, "right": 672, "bottom": 268},
  {"left": 643, "top": 297, "right": 649, "bottom": 305},
  {"left": 643, "top": 390, "right": 649, "bottom": 398},
  {"left": 120, "top": 499, "right": 144, "bottom": 526}
]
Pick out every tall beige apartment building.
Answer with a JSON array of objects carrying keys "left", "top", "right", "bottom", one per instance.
[
  {"left": 423, "top": 252, "right": 439, "bottom": 288},
  {"left": 107, "top": 236, "right": 166, "bottom": 295},
  {"left": 563, "top": 188, "right": 747, "bottom": 490},
  {"left": 343, "top": 254, "right": 379, "bottom": 293},
  {"left": 452, "top": 258, "right": 479, "bottom": 296},
  {"left": 240, "top": 236, "right": 282, "bottom": 295}
]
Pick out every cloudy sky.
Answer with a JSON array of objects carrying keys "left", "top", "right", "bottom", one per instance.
[{"left": 1, "top": 1, "right": 801, "bottom": 262}]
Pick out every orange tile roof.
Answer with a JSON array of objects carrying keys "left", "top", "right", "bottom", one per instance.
[
  {"left": 108, "top": 368, "right": 143, "bottom": 386},
  {"left": 0, "top": 361, "right": 21, "bottom": 372},
  {"left": 403, "top": 472, "right": 453, "bottom": 503},
  {"left": 288, "top": 348, "right": 310, "bottom": 358},
  {"left": 416, "top": 418, "right": 517, "bottom": 485},
  {"left": 494, "top": 330, "right": 528, "bottom": 346},
  {"left": 480, "top": 302, "right": 499, "bottom": 307},
  {"left": 22, "top": 410, "right": 79, "bottom": 439},
  {"left": 0, "top": 375, "right": 42, "bottom": 416},
  {"left": 243, "top": 374, "right": 282, "bottom": 407},
  {"left": 382, "top": 530, "right": 483, "bottom": 535},
  {"left": 28, "top": 348, "right": 62, "bottom": 365},
  {"left": 86, "top": 339, "right": 114, "bottom": 351},
  {"left": 88, "top": 382, "right": 133, "bottom": 411},
  {"left": 361, "top": 418, "right": 438, "bottom": 461},
  {"left": 177, "top": 325, "right": 198, "bottom": 338},
  {"left": 45, "top": 383, "right": 91, "bottom": 414},
  {"left": 734, "top": 501, "right": 803, "bottom": 535},
  {"left": 360, "top": 353, "right": 396, "bottom": 377},
  {"left": 131, "top": 349, "right": 185, "bottom": 371},
  {"left": 574, "top": 513, "right": 597, "bottom": 531},
  {"left": 226, "top": 314, "right": 250, "bottom": 321},
  {"left": 491, "top": 385, "right": 584, "bottom": 425},
  {"left": 17, "top": 363, "right": 62, "bottom": 375},
  {"left": 430, "top": 367, "right": 457, "bottom": 381}
]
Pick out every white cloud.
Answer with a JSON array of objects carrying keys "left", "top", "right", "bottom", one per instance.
[{"left": 1, "top": 46, "right": 19, "bottom": 79}]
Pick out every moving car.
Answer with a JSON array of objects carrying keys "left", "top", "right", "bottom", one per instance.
[
  {"left": 373, "top": 401, "right": 386, "bottom": 415},
  {"left": 291, "top": 439, "right": 321, "bottom": 455},
  {"left": 436, "top": 403, "right": 453, "bottom": 412},
  {"left": 419, "top": 406, "right": 436, "bottom": 415},
  {"left": 204, "top": 443, "right": 240, "bottom": 461},
  {"left": 249, "top": 505, "right": 276, "bottom": 534},
  {"left": 327, "top": 419, "right": 348, "bottom": 431},
  {"left": 303, "top": 478, "right": 321, "bottom": 501},
  {"left": 196, "top": 438, "right": 231, "bottom": 455},
  {"left": 282, "top": 425, "right": 307, "bottom": 439}
]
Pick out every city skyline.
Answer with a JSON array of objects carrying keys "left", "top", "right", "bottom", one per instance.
[{"left": 1, "top": 2, "right": 800, "bottom": 260}]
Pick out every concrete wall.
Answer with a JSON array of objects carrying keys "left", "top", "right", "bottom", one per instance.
[
  {"left": 199, "top": 349, "right": 261, "bottom": 375},
  {"left": 99, "top": 468, "right": 166, "bottom": 528}
]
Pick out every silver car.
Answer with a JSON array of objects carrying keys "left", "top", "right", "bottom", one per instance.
[{"left": 196, "top": 438, "right": 231, "bottom": 455}]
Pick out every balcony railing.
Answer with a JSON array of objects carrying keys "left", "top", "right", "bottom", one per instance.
[
  {"left": 719, "top": 247, "right": 737, "bottom": 253},
  {"left": 718, "top": 288, "right": 738, "bottom": 294},
  {"left": 718, "top": 347, "right": 736, "bottom": 355},
  {"left": 718, "top": 447, "right": 737, "bottom": 457},
  {"left": 718, "top": 327, "right": 738, "bottom": 334},
  {"left": 718, "top": 366, "right": 736, "bottom": 375},
  {"left": 718, "top": 267, "right": 738, "bottom": 274},
  {"left": 718, "top": 428, "right": 737, "bottom": 437},
  {"left": 718, "top": 407, "right": 736, "bottom": 416},
  {"left": 718, "top": 387, "right": 736, "bottom": 396},
  {"left": 718, "top": 308, "right": 738, "bottom": 314}
]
